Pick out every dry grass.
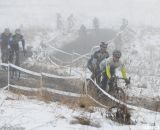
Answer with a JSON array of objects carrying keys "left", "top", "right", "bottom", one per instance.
[
  {"left": 70, "top": 116, "right": 101, "bottom": 128},
  {"left": 78, "top": 96, "right": 91, "bottom": 108},
  {"left": 71, "top": 116, "right": 91, "bottom": 125},
  {"left": 36, "top": 88, "right": 54, "bottom": 103}
]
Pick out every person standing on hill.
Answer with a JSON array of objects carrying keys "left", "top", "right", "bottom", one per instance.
[
  {"left": 0, "top": 28, "right": 12, "bottom": 64},
  {"left": 9, "top": 29, "right": 26, "bottom": 66}
]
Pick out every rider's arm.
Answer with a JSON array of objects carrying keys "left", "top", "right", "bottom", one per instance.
[
  {"left": 106, "top": 64, "right": 111, "bottom": 79},
  {"left": 121, "top": 65, "right": 127, "bottom": 79}
]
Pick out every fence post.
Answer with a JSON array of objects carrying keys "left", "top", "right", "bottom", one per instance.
[
  {"left": 7, "top": 62, "right": 10, "bottom": 90},
  {"left": 40, "top": 51, "right": 43, "bottom": 97},
  {"left": 84, "top": 66, "right": 88, "bottom": 95},
  {"left": 70, "top": 50, "right": 74, "bottom": 75},
  {"left": 40, "top": 73, "right": 43, "bottom": 96}
]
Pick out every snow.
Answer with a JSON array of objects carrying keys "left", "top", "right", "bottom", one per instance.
[
  {"left": 1, "top": 0, "right": 160, "bottom": 129},
  {"left": 0, "top": 90, "right": 109, "bottom": 130},
  {"left": 24, "top": 25, "right": 160, "bottom": 99},
  {"left": 0, "top": 90, "right": 160, "bottom": 130}
]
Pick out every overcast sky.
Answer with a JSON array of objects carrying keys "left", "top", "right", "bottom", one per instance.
[{"left": 0, "top": 0, "right": 159, "bottom": 28}]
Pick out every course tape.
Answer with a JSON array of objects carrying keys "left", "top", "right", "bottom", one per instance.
[
  {"left": 9, "top": 84, "right": 81, "bottom": 98},
  {"left": 49, "top": 44, "right": 91, "bottom": 59},
  {"left": 47, "top": 57, "right": 60, "bottom": 67},
  {"left": 47, "top": 57, "right": 70, "bottom": 68},
  {"left": 49, "top": 50, "right": 89, "bottom": 65},
  {"left": 45, "top": 87, "right": 81, "bottom": 97},
  {"left": 88, "top": 78, "right": 140, "bottom": 110},
  {"left": 49, "top": 45, "right": 73, "bottom": 56},
  {"left": 42, "top": 72, "right": 81, "bottom": 79},
  {"left": 72, "top": 54, "right": 89, "bottom": 63},
  {"left": 0, "top": 63, "right": 8, "bottom": 67},
  {"left": 0, "top": 63, "right": 81, "bottom": 79},
  {"left": 72, "top": 52, "right": 89, "bottom": 59},
  {"left": 89, "top": 78, "right": 160, "bottom": 113},
  {"left": 10, "top": 64, "right": 41, "bottom": 77},
  {"left": 87, "top": 94, "right": 109, "bottom": 109},
  {"left": 49, "top": 45, "right": 95, "bottom": 61}
]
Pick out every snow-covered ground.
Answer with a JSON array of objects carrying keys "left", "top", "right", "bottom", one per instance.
[
  {"left": 1, "top": 0, "right": 160, "bottom": 129},
  {"left": 26, "top": 25, "right": 160, "bottom": 99},
  {"left": 0, "top": 88, "right": 160, "bottom": 130}
]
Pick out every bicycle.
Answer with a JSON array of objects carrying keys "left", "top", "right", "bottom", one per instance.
[
  {"left": 106, "top": 104, "right": 131, "bottom": 124},
  {"left": 108, "top": 76, "right": 130, "bottom": 101}
]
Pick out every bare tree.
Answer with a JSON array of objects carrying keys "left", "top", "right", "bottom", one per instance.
[
  {"left": 67, "top": 14, "right": 75, "bottom": 32},
  {"left": 56, "top": 13, "right": 63, "bottom": 30},
  {"left": 79, "top": 24, "right": 87, "bottom": 37},
  {"left": 92, "top": 17, "right": 100, "bottom": 32}
]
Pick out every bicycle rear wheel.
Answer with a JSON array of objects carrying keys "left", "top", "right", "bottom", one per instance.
[{"left": 112, "top": 87, "right": 125, "bottom": 101}]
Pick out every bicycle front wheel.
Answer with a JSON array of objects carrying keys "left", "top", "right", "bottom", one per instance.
[{"left": 113, "top": 87, "right": 125, "bottom": 101}]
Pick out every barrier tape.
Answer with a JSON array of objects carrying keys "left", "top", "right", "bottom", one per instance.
[
  {"left": 0, "top": 63, "right": 8, "bottom": 67},
  {"left": 42, "top": 72, "right": 81, "bottom": 79},
  {"left": 88, "top": 78, "right": 140, "bottom": 110},
  {"left": 47, "top": 57, "right": 59, "bottom": 67},
  {"left": 88, "top": 78, "right": 160, "bottom": 113},
  {"left": 72, "top": 54, "right": 89, "bottom": 63},
  {"left": 49, "top": 45, "right": 73, "bottom": 56},
  {"left": 10, "top": 64, "right": 41, "bottom": 77},
  {"left": 9, "top": 84, "right": 38, "bottom": 91},
  {"left": 87, "top": 94, "right": 109, "bottom": 109},
  {"left": 47, "top": 57, "right": 71, "bottom": 68},
  {"left": 45, "top": 87, "right": 81, "bottom": 97},
  {"left": 1, "top": 63, "right": 80, "bottom": 80},
  {"left": 72, "top": 52, "right": 89, "bottom": 59},
  {"left": 9, "top": 84, "right": 81, "bottom": 98}
]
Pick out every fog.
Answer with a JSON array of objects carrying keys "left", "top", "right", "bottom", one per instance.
[{"left": 0, "top": 0, "right": 159, "bottom": 28}]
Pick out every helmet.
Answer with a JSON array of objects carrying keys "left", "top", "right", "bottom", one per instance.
[
  {"left": 15, "top": 29, "right": 21, "bottom": 34},
  {"left": 113, "top": 50, "right": 121, "bottom": 58},
  {"left": 100, "top": 42, "right": 108, "bottom": 48}
]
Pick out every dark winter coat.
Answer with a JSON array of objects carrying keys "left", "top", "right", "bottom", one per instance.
[
  {"left": 0, "top": 33, "right": 12, "bottom": 50},
  {"left": 11, "top": 34, "right": 25, "bottom": 51}
]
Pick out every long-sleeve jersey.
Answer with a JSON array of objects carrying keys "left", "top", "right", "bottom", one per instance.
[
  {"left": 100, "top": 57, "right": 127, "bottom": 79},
  {"left": 89, "top": 50, "right": 109, "bottom": 67}
]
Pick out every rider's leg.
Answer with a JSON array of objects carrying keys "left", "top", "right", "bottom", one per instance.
[
  {"left": 108, "top": 65, "right": 115, "bottom": 92},
  {"left": 101, "top": 73, "right": 108, "bottom": 91},
  {"left": 96, "top": 68, "right": 102, "bottom": 85}
]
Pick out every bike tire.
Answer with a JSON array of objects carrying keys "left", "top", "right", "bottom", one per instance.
[{"left": 113, "top": 87, "right": 125, "bottom": 101}]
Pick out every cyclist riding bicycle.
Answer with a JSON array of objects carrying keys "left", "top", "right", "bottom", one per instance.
[
  {"left": 87, "top": 42, "right": 109, "bottom": 84},
  {"left": 99, "top": 50, "right": 130, "bottom": 91}
]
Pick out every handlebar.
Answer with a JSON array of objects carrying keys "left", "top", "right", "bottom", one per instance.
[{"left": 111, "top": 76, "right": 131, "bottom": 86}]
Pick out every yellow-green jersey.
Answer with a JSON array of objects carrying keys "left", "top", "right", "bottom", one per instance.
[{"left": 100, "top": 57, "right": 127, "bottom": 79}]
